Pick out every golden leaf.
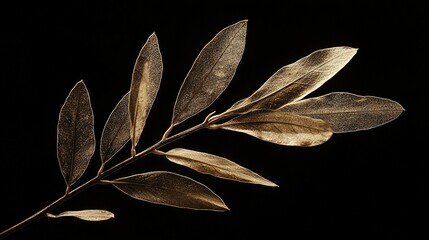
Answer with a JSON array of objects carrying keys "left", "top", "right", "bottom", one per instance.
[
  {"left": 171, "top": 20, "right": 247, "bottom": 126},
  {"left": 211, "top": 110, "right": 333, "bottom": 146},
  {"left": 112, "top": 171, "right": 228, "bottom": 211},
  {"left": 226, "top": 47, "right": 357, "bottom": 115},
  {"left": 164, "top": 148, "right": 278, "bottom": 187},
  {"left": 57, "top": 80, "right": 95, "bottom": 188},
  {"left": 100, "top": 92, "right": 130, "bottom": 163},
  {"left": 47, "top": 210, "right": 114, "bottom": 222},
  {"left": 280, "top": 92, "right": 405, "bottom": 133},
  {"left": 129, "top": 33, "right": 163, "bottom": 156}
]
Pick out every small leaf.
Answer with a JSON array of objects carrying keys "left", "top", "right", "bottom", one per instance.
[
  {"left": 100, "top": 92, "right": 130, "bottom": 163},
  {"left": 227, "top": 47, "right": 358, "bottom": 114},
  {"left": 171, "top": 20, "right": 247, "bottom": 126},
  {"left": 112, "top": 171, "right": 228, "bottom": 211},
  {"left": 280, "top": 92, "right": 405, "bottom": 133},
  {"left": 164, "top": 148, "right": 278, "bottom": 187},
  {"left": 211, "top": 110, "right": 333, "bottom": 146},
  {"left": 129, "top": 33, "right": 163, "bottom": 156},
  {"left": 47, "top": 210, "right": 114, "bottom": 221},
  {"left": 57, "top": 80, "right": 95, "bottom": 187}
]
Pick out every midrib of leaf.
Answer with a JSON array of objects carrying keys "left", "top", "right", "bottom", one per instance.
[
  {"left": 68, "top": 92, "right": 81, "bottom": 187},
  {"left": 221, "top": 119, "right": 329, "bottom": 132},
  {"left": 103, "top": 119, "right": 128, "bottom": 162},
  {"left": 237, "top": 53, "right": 348, "bottom": 111},
  {"left": 292, "top": 108, "right": 403, "bottom": 115},
  {"left": 176, "top": 23, "right": 245, "bottom": 122}
]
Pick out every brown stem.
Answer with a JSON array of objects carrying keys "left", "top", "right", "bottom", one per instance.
[{"left": 0, "top": 112, "right": 229, "bottom": 239}]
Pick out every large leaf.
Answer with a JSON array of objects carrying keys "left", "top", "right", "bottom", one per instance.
[
  {"left": 171, "top": 20, "right": 247, "bottom": 126},
  {"left": 112, "top": 171, "right": 228, "bottom": 211},
  {"left": 129, "top": 33, "right": 163, "bottom": 156},
  {"left": 280, "top": 92, "right": 405, "bottom": 133},
  {"left": 47, "top": 210, "right": 114, "bottom": 222},
  {"left": 226, "top": 47, "right": 357, "bottom": 115},
  {"left": 57, "top": 80, "right": 95, "bottom": 188},
  {"left": 211, "top": 110, "right": 333, "bottom": 146},
  {"left": 100, "top": 92, "right": 130, "bottom": 163},
  {"left": 164, "top": 148, "right": 278, "bottom": 187}
]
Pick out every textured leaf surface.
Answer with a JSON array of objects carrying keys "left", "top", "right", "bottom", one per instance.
[
  {"left": 112, "top": 171, "right": 228, "bottom": 211},
  {"left": 172, "top": 20, "right": 247, "bottom": 125},
  {"left": 47, "top": 210, "right": 114, "bottom": 221},
  {"left": 227, "top": 47, "right": 357, "bottom": 114},
  {"left": 129, "top": 33, "right": 162, "bottom": 154},
  {"left": 57, "top": 80, "right": 95, "bottom": 186},
  {"left": 165, "top": 148, "right": 277, "bottom": 186},
  {"left": 280, "top": 92, "right": 405, "bottom": 133},
  {"left": 100, "top": 92, "right": 130, "bottom": 163},
  {"left": 213, "top": 110, "right": 333, "bottom": 146}
]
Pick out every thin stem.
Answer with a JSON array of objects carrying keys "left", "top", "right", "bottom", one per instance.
[{"left": 0, "top": 112, "right": 230, "bottom": 239}]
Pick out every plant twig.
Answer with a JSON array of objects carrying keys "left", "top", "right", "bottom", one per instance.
[{"left": 0, "top": 114, "right": 223, "bottom": 239}]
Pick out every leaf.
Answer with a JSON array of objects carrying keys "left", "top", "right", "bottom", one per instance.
[
  {"left": 57, "top": 80, "right": 95, "bottom": 187},
  {"left": 164, "top": 148, "right": 278, "bottom": 187},
  {"left": 226, "top": 47, "right": 358, "bottom": 115},
  {"left": 171, "top": 20, "right": 247, "bottom": 126},
  {"left": 129, "top": 33, "right": 163, "bottom": 156},
  {"left": 280, "top": 92, "right": 405, "bottom": 133},
  {"left": 100, "top": 92, "right": 131, "bottom": 163},
  {"left": 112, "top": 171, "right": 228, "bottom": 211},
  {"left": 211, "top": 110, "right": 333, "bottom": 146},
  {"left": 47, "top": 210, "right": 114, "bottom": 221}
]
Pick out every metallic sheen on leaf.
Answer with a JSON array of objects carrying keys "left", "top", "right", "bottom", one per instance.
[
  {"left": 112, "top": 171, "right": 228, "bottom": 211},
  {"left": 227, "top": 47, "right": 357, "bottom": 114},
  {"left": 47, "top": 210, "right": 114, "bottom": 222},
  {"left": 212, "top": 110, "right": 333, "bottom": 146},
  {"left": 165, "top": 148, "right": 278, "bottom": 187},
  {"left": 57, "top": 80, "right": 95, "bottom": 187},
  {"left": 280, "top": 92, "right": 405, "bottom": 133},
  {"left": 171, "top": 20, "right": 247, "bottom": 126},
  {"left": 100, "top": 92, "right": 130, "bottom": 163},
  {"left": 129, "top": 33, "right": 163, "bottom": 156}
]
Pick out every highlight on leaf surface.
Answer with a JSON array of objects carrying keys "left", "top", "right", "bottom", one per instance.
[
  {"left": 57, "top": 80, "right": 95, "bottom": 188},
  {"left": 226, "top": 47, "right": 358, "bottom": 115},
  {"left": 129, "top": 33, "right": 163, "bottom": 156},
  {"left": 163, "top": 148, "right": 278, "bottom": 187},
  {"left": 111, "top": 171, "right": 228, "bottom": 211},
  {"left": 210, "top": 110, "right": 333, "bottom": 147},
  {"left": 47, "top": 210, "right": 114, "bottom": 222},
  {"left": 100, "top": 92, "right": 131, "bottom": 163},
  {"left": 171, "top": 20, "right": 247, "bottom": 126},
  {"left": 280, "top": 92, "right": 405, "bottom": 133}
]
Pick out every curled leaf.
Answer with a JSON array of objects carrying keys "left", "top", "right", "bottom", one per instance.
[
  {"left": 171, "top": 20, "right": 247, "bottom": 126},
  {"left": 112, "top": 171, "right": 228, "bottom": 211},
  {"left": 226, "top": 47, "right": 358, "bottom": 115},
  {"left": 280, "top": 92, "right": 405, "bottom": 133},
  {"left": 47, "top": 210, "right": 114, "bottom": 221},
  {"left": 100, "top": 92, "right": 130, "bottom": 163},
  {"left": 57, "top": 80, "right": 95, "bottom": 188},
  {"left": 129, "top": 33, "right": 163, "bottom": 156},
  {"left": 164, "top": 148, "right": 278, "bottom": 187},
  {"left": 211, "top": 110, "right": 333, "bottom": 146}
]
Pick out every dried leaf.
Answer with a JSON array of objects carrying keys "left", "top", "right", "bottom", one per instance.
[
  {"left": 171, "top": 20, "right": 247, "bottom": 126},
  {"left": 129, "top": 33, "right": 163, "bottom": 156},
  {"left": 280, "top": 92, "right": 405, "bottom": 133},
  {"left": 164, "top": 148, "right": 278, "bottom": 187},
  {"left": 227, "top": 47, "right": 357, "bottom": 114},
  {"left": 47, "top": 210, "right": 114, "bottom": 221},
  {"left": 112, "top": 171, "right": 228, "bottom": 211},
  {"left": 211, "top": 110, "right": 333, "bottom": 146},
  {"left": 57, "top": 80, "right": 95, "bottom": 187},
  {"left": 100, "top": 92, "right": 130, "bottom": 163}
]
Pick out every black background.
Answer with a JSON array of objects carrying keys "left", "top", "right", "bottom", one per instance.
[{"left": 1, "top": 1, "right": 426, "bottom": 239}]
